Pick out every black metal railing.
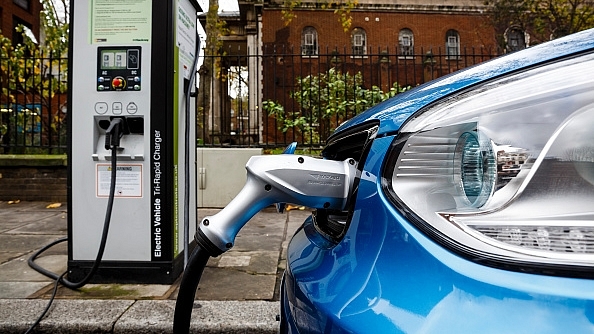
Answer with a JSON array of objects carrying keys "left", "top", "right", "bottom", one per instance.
[
  {"left": 0, "top": 46, "right": 499, "bottom": 153},
  {"left": 0, "top": 55, "right": 68, "bottom": 154},
  {"left": 197, "top": 45, "right": 499, "bottom": 150}
]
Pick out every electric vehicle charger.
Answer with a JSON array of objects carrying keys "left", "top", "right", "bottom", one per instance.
[
  {"left": 25, "top": 118, "right": 125, "bottom": 333},
  {"left": 173, "top": 150, "right": 358, "bottom": 333}
]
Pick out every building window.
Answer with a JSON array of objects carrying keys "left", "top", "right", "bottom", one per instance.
[
  {"left": 446, "top": 29, "right": 460, "bottom": 59},
  {"left": 12, "top": 17, "right": 34, "bottom": 46},
  {"left": 506, "top": 27, "right": 526, "bottom": 52},
  {"left": 301, "top": 26, "right": 318, "bottom": 56},
  {"left": 399, "top": 28, "right": 414, "bottom": 57},
  {"left": 13, "top": 0, "right": 30, "bottom": 11},
  {"left": 351, "top": 28, "right": 367, "bottom": 56}
]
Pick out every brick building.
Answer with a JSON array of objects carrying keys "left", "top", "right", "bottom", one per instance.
[
  {"left": 260, "top": 0, "right": 496, "bottom": 55},
  {"left": 0, "top": 0, "right": 42, "bottom": 44},
  {"left": 203, "top": 0, "right": 501, "bottom": 146}
]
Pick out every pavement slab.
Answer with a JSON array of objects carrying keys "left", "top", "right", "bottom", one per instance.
[
  {"left": 51, "top": 283, "right": 173, "bottom": 299},
  {"left": 196, "top": 267, "right": 277, "bottom": 300},
  {"left": 0, "top": 281, "right": 52, "bottom": 299},
  {"left": 6, "top": 215, "right": 68, "bottom": 234},
  {"left": 0, "top": 251, "right": 22, "bottom": 264},
  {"left": 0, "top": 299, "right": 135, "bottom": 334},
  {"left": 0, "top": 210, "right": 61, "bottom": 225},
  {"left": 115, "top": 300, "right": 279, "bottom": 333},
  {"left": 0, "top": 201, "right": 311, "bottom": 333},
  {"left": 0, "top": 235, "right": 64, "bottom": 254},
  {"left": 0, "top": 254, "right": 67, "bottom": 282}
]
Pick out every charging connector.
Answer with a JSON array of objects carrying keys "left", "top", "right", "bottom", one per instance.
[
  {"left": 105, "top": 117, "right": 125, "bottom": 150},
  {"left": 175, "top": 152, "right": 357, "bottom": 333},
  {"left": 196, "top": 154, "right": 357, "bottom": 256}
]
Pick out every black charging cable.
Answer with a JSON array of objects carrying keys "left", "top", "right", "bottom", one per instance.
[
  {"left": 182, "top": 35, "right": 201, "bottom": 267},
  {"left": 24, "top": 118, "right": 124, "bottom": 333}
]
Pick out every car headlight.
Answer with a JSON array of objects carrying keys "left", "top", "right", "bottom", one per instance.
[{"left": 383, "top": 52, "right": 594, "bottom": 276}]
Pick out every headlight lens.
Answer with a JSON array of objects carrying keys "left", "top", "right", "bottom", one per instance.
[
  {"left": 454, "top": 131, "right": 496, "bottom": 207},
  {"left": 384, "top": 53, "right": 594, "bottom": 275}
]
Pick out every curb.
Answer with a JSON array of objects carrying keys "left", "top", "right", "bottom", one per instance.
[{"left": 0, "top": 299, "right": 280, "bottom": 333}]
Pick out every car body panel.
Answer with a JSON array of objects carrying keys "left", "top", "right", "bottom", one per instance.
[{"left": 283, "top": 137, "right": 594, "bottom": 333}]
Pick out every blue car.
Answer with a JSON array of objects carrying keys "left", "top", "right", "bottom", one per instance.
[{"left": 279, "top": 29, "right": 594, "bottom": 333}]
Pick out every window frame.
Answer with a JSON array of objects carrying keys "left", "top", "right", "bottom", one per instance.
[
  {"left": 445, "top": 30, "right": 460, "bottom": 60},
  {"left": 301, "top": 26, "right": 319, "bottom": 57},
  {"left": 399, "top": 28, "right": 415, "bottom": 59},
  {"left": 506, "top": 27, "right": 527, "bottom": 53},
  {"left": 351, "top": 28, "right": 367, "bottom": 58},
  {"left": 13, "top": 0, "right": 30, "bottom": 11}
]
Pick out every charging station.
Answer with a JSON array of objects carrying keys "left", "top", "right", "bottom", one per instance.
[{"left": 68, "top": 0, "right": 201, "bottom": 283}]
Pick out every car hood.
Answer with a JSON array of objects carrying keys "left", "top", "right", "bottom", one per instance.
[{"left": 333, "top": 28, "right": 594, "bottom": 137}]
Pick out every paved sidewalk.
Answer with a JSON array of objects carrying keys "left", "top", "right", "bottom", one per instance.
[{"left": 0, "top": 201, "right": 309, "bottom": 333}]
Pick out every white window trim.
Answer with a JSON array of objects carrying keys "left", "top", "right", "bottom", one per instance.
[
  {"left": 301, "top": 27, "right": 319, "bottom": 57},
  {"left": 446, "top": 33, "right": 460, "bottom": 60},
  {"left": 351, "top": 28, "right": 367, "bottom": 57}
]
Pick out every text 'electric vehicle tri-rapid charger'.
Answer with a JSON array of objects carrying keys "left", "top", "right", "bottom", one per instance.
[{"left": 68, "top": 0, "right": 201, "bottom": 284}]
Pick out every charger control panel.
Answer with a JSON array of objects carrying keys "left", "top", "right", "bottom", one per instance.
[{"left": 97, "top": 46, "right": 142, "bottom": 92}]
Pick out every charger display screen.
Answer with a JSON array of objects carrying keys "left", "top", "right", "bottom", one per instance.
[
  {"left": 97, "top": 47, "right": 141, "bottom": 92},
  {"left": 100, "top": 50, "right": 128, "bottom": 70}
]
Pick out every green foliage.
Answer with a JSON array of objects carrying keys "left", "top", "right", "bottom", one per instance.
[
  {"left": 333, "top": 0, "right": 358, "bottom": 32},
  {"left": 0, "top": 0, "right": 69, "bottom": 99},
  {"left": 0, "top": 103, "right": 67, "bottom": 154},
  {"left": 282, "top": 0, "right": 358, "bottom": 32},
  {"left": 40, "top": 0, "right": 69, "bottom": 58},
  {"left": 264, "top": 99, "right": 317, "bottom": 142},
  {"left": 281, "top": 0, "right": 301, "bottom": 24},
  {"left": 3, "top": 107, "right": 39, "bottom": 147},
  {"left": 263, "top": 146, "right": 323, "bottom": 156},
  {"left": 263, "top": 68, "right": 408, "bottom": 144},
  {"left": 0, "top": 0, "right": 69, "bottom": 154},
  {"left": 485, "top": 0, "right": 594, "bottom": 47}
]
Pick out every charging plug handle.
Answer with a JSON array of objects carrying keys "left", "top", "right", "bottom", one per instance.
[
  {"left": 197, "top": 155, "right": 357, "bottom": 255},
  {"left": 105, "top": 118, "right": 124, "bottom": 150}
]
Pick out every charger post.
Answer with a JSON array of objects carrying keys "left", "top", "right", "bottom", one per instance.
[{"left": 68, "top": 0, "right": 201, "bottom": 283}]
